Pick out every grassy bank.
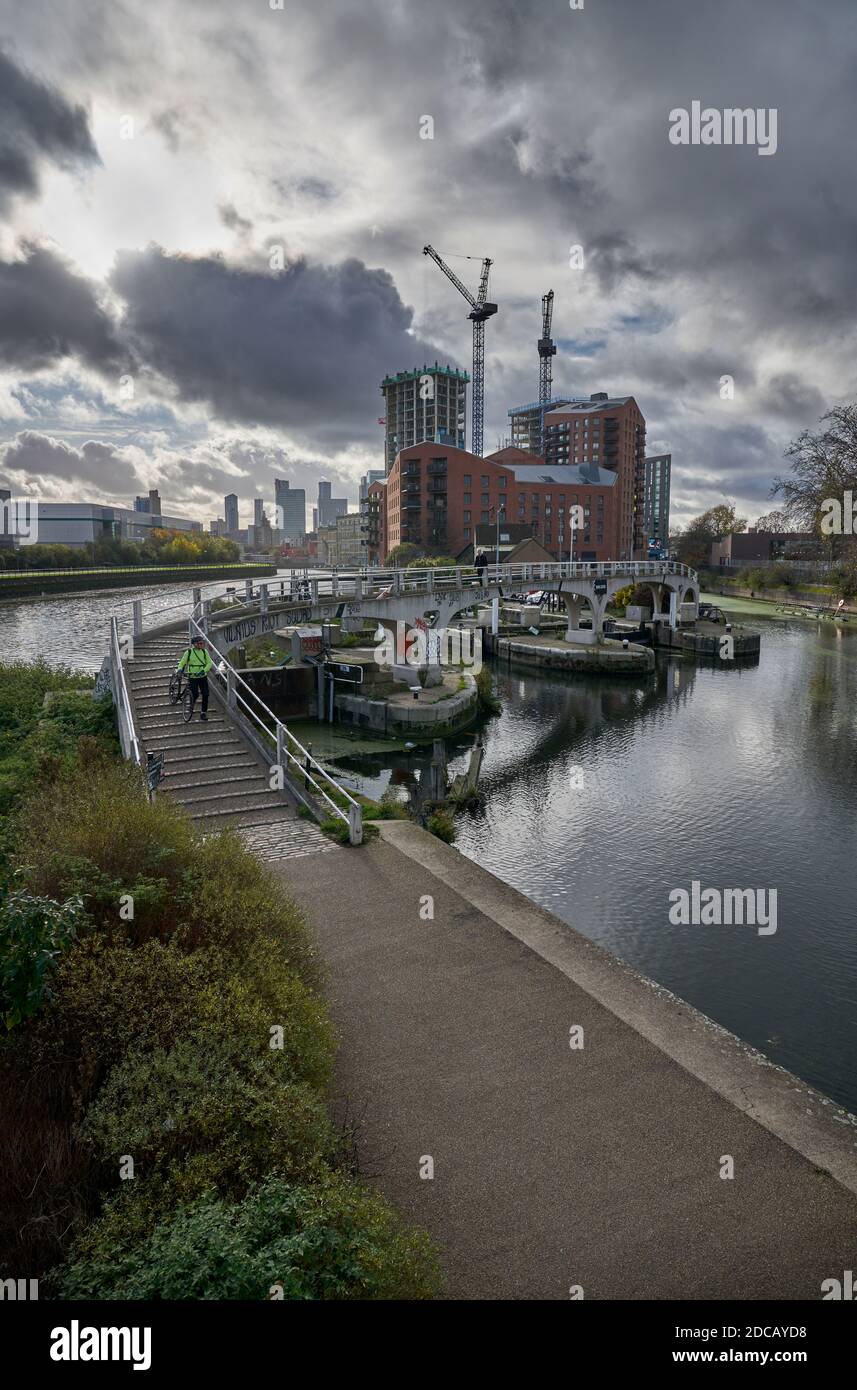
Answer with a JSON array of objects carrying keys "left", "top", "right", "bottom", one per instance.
[
  {"left": 0, "top": 563, "right": 277, "bottom": 601},
  {"left": 0, "top": 661, "right": 439, "bottom": 1298}
]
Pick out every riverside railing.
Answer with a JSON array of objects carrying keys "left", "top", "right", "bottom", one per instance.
[
  {"left": 109, "top": 616, "right": 142, "bottom": 769},
  {"left": 127, "top": 561, "right": 697, "bottom": 628},
  {"left": 187, "top": 602, "right": 363, "bottom": 846}
]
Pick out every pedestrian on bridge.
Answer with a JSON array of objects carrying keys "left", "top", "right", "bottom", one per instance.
[
  {"left": 178, "top": 635, "right": 213, "bottom": 721},
  {"left": 475, "top": 550, "right": 488, "bottom": 585}
]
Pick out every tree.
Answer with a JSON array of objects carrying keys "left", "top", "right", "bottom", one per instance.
[
  {"left": 772, "top": 404, "right": 857, "bottom": 559},
  {"left": 671, "top": 503, "right": 746, "bottom": 568},
  {"left": 754, "top": 509, "right": 793, "bottom": 532},
  {"left": 385, "top": 543, "right": 420, "bottom": 568}
]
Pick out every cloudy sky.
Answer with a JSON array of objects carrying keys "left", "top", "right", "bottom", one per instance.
[{"left": 0, "top": 0, "right": 855, "bottom": 532}]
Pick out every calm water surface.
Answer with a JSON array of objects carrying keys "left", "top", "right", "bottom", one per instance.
[
  {"left": 3, "top": 584, "right": 856, "bottom": 1112},
  {"left": 335, "top": 614, "right": 857, "bottom": 1114}
]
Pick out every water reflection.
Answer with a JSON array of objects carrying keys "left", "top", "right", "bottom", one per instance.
[
  {"left": 328, "top": 617, "right": 857, "bottom": 1114},
  {"left": 3, "top": 585, "right": 857, "bottom": 1113}
]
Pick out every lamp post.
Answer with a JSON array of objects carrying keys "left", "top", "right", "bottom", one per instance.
[{"left": 489, "top": 504, "right": 505, "bottom": 573}]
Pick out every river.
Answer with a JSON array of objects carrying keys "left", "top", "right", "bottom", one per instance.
[{"left": 3, "top": 581, "right": 856, "bottom": 1114}]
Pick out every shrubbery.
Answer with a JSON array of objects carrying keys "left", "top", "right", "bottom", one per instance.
[
  {"left": 0, "top": 661, "right": 440, "bottom": 1299},
  {"left": 0, "top": 886, "right": 84, "bottom": 1029},
  {"left": 59, "top": 1174, "right": 438, "bottom": 1301}
]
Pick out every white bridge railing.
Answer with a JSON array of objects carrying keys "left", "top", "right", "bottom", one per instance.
[
  {"left": 186, "top": 599, "right": 363, "bottom": 845},
  {"left": 113, "top": 559, "right": 697, "bottom": 845}
]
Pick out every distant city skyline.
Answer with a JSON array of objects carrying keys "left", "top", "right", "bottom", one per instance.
[{"left": 1, "top": 1, "right": 855, "bottom": 535}]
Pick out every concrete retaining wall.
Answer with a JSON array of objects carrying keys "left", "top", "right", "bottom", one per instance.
[
  {"left": 490, "top": 633, "right": 654, "bottom": 675},
  {"left": 334, "top": 678, "right": 478, "bottom": 736}
]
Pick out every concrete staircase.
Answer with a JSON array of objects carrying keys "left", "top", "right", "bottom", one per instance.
[{"left": 126, "top": 634, "right": 334, "bottom": 859}]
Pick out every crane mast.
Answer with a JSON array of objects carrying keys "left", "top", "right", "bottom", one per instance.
[
  {"left": 538, "top": 289, "right": 556, "bottom": 456},
  {"left": 423, "top": 244, "right": 498, "bottom": 457}
]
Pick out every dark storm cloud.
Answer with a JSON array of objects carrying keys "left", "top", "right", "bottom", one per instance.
[
  {"left": 110, "top": 246, "right": 443, "bottom": 447},
  {"left": 0, "top": 245, "right": 127, "bottom": 373},
  {"left": 0, "top": 48, "right": 99, "bottom": 213},
  {"left": 1, "top": 429, "right": 144, "bottom": 492},
  {"left": 2, "top": 0, "right": 856, "bottom": 526}
]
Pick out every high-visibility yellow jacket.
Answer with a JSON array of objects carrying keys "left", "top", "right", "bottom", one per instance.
[{"left": 178, "top": 646, "right": 213, "bottom": 678}]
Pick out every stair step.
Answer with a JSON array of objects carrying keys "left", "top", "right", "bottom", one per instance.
[
  {"left": 187, "top": 796, "right": 288, "bottom": 820},
  {"left": 171, "top": 785, "right": 279, "bottom": 808},
  {"left": 166, "top": 771, "right": 265, "bottom": 792},
  {"left": 136, "top": 714, "right": 226, "bottom": 729},
  {"left": 161, "top": 752, "right": 256, "bottom": 769}
]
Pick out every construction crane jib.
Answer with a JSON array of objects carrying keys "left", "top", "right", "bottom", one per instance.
[
  {"left": 423, "top": 244, "right": 498, "bottom": 458},
  {"left": 538, "top": 289, "right": 556, "bottom": 456}
]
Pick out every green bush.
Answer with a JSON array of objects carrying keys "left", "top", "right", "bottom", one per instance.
[
  {"left": 1, "top": 662, "right": 440, "bottom": 1299},
  {"left": 58, "top": 1174, "right": 440, "bottom": 1301},
  {"left": 0, "top": 887, "right": 84, "bottom": 1029},
  {"left": 0, "top": 665, "right": 114, "bottom": 864},
  {"left": 82, "top": 1038, "right": 336, "bottom": 1200},
  {"left": 426, "top": 809, "right": 456, "bottom": 844},
  {"left": 16, "top": 763, "right": 318, "bottom": 977},
  {"left": 23, "top": 932, "right": 332, "bottom": 1111},
  {"left": 475, "top": 666, "right": 501, "bottom": 715}
]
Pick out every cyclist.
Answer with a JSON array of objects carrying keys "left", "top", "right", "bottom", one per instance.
[{"left": 177, "top": 635, "right": 213, "bottom": 721}]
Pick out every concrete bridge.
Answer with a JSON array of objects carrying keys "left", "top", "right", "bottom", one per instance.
[
  {"left": 173, "top": 558, "right": 699, "bottom": 657},
  {"left": 109, "top": 560, "right": 698, "bottom": 849}
]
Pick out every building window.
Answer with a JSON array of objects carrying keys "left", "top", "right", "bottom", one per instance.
[
  {"left": 463, "top": 475, "right": 471, "bottom": 485},
  {"left": 463, "top": 511, "right": 471, "bottom": 522},
  {"left": 480, "top": 511, "right": 490, "bottom": 523},
  {"left": 481, "top": 493, "right": 490, "bottom": 506},
  {"left": 481, "top": 476, "right": 490, "bottom": 486},
  {"left": 463, "top": 527, "right": 470, "bottom": 539},
  {"left": 463, "top": 493, "right": 471, "bottom": 505}
]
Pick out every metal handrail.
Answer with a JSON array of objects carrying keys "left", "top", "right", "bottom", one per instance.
[
  {"left": 109, "top": 616, "right": 142, "bottom": 768},
  {"left": 187, "top": 606, "right": 362, "bottom": 844}
]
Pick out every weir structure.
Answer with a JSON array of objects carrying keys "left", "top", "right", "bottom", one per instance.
[{"left": 108, "top": 559, "right": 699, "bottom": 849}]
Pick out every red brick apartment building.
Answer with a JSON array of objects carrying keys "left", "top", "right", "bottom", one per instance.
[
  {"left": 368, "top": 442, "right": 620, "bottom": 563},
  {"left": 544, "top": 393, "right": 647, "bottom": 559}
]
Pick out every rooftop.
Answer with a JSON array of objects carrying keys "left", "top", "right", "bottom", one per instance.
[
  {"left": 381, "top": 363, "right": 470, "bottom": 387},
  {"left": 504, "top": 462, "right": 618, "bottom": 486}
]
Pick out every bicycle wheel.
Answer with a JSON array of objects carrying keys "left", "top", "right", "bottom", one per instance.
[
  {"left": 181, "top": 687, "right": 195, "bottom": 722},
  {"left": 168, "top": 672, "right": 182, "bottom": 704}
]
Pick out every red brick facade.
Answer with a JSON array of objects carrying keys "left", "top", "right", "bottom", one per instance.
[
  {"left": 375, "top": 443, "right": 620, "bottom": 563},
  {"left": 544, "top": 395, "right": 647, "bottom": 559}
]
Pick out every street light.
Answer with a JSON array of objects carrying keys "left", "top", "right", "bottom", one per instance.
[{"left": 488, "top": 504, "right": 505, "bottom": 573}]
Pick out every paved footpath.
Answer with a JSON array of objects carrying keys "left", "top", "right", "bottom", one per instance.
[{"left": 273, "top": 823, "right": 857, "bottom": 1300}]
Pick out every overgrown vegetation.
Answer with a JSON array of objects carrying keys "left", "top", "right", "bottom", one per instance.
[
  {"left": 0, "top": 661, "right": 440, "bottom": 1299},
  {"left": 425, "top": 808, "right": 456, "bottom": 844},
  {"left": 0, "top": 528, "right": 240, "bottom": 572},
  {"left": 475, "top": 666, "right": 502, "bottom": 716}
]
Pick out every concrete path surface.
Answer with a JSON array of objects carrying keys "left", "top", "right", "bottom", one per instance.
[{"left": 273, "top": 823, "right": 857, "bottom": 1300}]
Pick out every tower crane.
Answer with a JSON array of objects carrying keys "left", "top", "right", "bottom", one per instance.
[
  {"left": 423, "top": 245, "right": 498, "bottom": 457},
  {"left": 538, "top": 289, "right": 556, "bottom": 456}
]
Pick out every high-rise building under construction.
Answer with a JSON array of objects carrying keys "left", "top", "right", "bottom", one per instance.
[{"left": 380, "top": 363, "right": 469, "bottom": 473}]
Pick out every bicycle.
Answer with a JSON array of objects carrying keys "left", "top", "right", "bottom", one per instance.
[
  {"left": 169, "top": 667, "right": 195, "bottom": 721},
  {"left": 168, "top": 668, "right": 185, "bottom": 704}
]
